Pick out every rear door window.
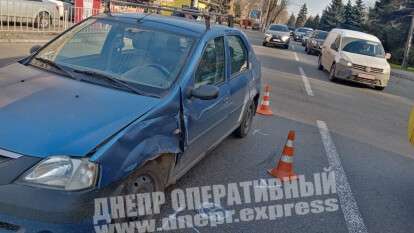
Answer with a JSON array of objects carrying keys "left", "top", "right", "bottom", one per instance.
[{"left": 227, "top": 35, "right": 248, "bottom": 76}]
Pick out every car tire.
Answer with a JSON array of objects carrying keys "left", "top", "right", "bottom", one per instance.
[
  {"left": 284, "top": 44, "right": 289, "bottom": 49},
  {"left": 117, "top": 160, "right": 165, "bottom": 221},
  {"left": 305, "top": 46, "right": 308, "bottom": 52},
  {"left": 329, "top": 64, "right": 337, "bottom": 81},
  {"left": 35, "top": 12, "right": 51, "bottom": 29},
  {"left": 375, "top": 86, "right": 385, "bottom": 91},
  {"left": 234, "top": 101, "right": 255, "bottom": 138},
  {"left": 318, "top": 56, "right": 324, "bottom": 70},
  {"left": 262, "top": 41, "right": 267, "bottom": 47}
]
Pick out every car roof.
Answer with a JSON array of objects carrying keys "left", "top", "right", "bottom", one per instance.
[
  {"left": 96, "top": 13, "right": 233, "bottom": 38},
  {"left": 331, "top": 28, "right": 381, "bottom": 42},
  {"left": 270, "top": 24, "right": 288, "bottom": 27}
]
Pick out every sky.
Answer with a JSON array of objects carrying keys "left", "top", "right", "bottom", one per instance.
[{"left": 287, "top": 0, "right": 378, "bottom": 16}]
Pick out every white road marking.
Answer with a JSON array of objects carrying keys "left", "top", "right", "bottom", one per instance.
[
  {"left": 299, "top": 67, "right": 314, "bottom": 96},
  {"left": 317, "top": 120, "right": 368, "bottom": 233},
  {"left": 294, "top": 52, "right": 300, "bottom": 62}
]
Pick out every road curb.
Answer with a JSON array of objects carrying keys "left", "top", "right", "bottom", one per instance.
[
  {"left": 0, "top": 32, "right": 56, "bottom": 44},
  {"left": 0, "top": 39, "right": 51, "bottom": 43},
  {"left": 391, "top": 70, "right": 414, "bottom": 82}
]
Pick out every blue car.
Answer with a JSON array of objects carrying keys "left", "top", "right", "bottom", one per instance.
[{"left": 0, "top": 12, "right": 261, "bottom": 233}]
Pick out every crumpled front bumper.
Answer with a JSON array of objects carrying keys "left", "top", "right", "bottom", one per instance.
[
  {"left": 0, "top": 183, "right": 99, "bottom": 233},
  {"left": 0, "top": 155, "right": 121, "bottom": 233},
  {"left": 335, "top": 63, "right": 390, "bottom": 87}
]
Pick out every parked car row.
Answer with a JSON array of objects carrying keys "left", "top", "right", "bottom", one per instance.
[{"left": 0, "top": 0, "right": 74, "bottom": 28}]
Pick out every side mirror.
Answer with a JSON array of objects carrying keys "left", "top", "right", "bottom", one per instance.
[
  {"left": 30, "top": 45, "right": 42, "bottom": 54},
  {"left": 385, "top": 53, "right": 391, "bottom": 60},
  {"left": 190, "top": 84, "right": 219, "bottom": 100}
]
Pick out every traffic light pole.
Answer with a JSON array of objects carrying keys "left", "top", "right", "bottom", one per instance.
[{"left": 402, "top": 15, "right": 414, "bottom": 69}]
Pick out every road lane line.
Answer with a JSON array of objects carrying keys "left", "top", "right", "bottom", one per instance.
[
  {"left": 299, "top": 67, "right": 314, "bottom": 96},
  {"left": 317, "top": 120, "right": 368, "bottom": 233},
  {"left": 294, "top": 52, "right": 300, "bottom": 61}
]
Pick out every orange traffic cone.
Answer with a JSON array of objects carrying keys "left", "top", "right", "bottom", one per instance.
[
  {"left": 268, "top": 131, "right": 297, "bottom": 181},
  {"left": 257, "top": 85, "right": 273, "bottom": 116}
]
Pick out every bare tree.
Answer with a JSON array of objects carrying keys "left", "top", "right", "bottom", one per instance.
[{"left": 262, "top": 0, "right": 288, "bottom": 30}]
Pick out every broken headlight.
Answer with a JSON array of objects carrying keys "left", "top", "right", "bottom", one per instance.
[{"left": 19, "top": 156, "right": 98, "bottom": 191}]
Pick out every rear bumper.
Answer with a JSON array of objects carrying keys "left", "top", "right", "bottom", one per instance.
[
  {"left": 335, "top": 64, "right": 390, "bottom": 87},
  {"left": 307, "top": 44, "right": 321, "bottom": 53}
]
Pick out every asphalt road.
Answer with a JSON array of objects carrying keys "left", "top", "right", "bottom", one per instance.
[{"left": 1, "top": 31, "right": 414, "bottom": 233}]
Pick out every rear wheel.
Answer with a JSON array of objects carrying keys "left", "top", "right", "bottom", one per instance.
[{"left": 234, "top": 102, "right": 255, "bottom": 138}]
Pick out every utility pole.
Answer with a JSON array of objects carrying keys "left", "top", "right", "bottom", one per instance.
[{"left": 402, "top": 14, "right": 414, "bottom": 69}]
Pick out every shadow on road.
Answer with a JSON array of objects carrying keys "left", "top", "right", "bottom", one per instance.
[{"left": 0, "top": 56, "right": 24, "bottom": 68}]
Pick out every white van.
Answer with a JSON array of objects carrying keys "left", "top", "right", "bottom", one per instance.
[{"left": 318, "top": 29, "right": 391, "bottom": 90}]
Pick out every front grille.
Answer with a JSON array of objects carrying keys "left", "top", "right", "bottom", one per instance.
[
  {"left": 0, "top": 155, "right": 10, "bottom": 164},
  {"left": 0, "top": 221, "right": 20, "bottom": 231},
  {"left": 352, "top": 76, "right": 378, "bottom": 85},
  {"left": 352, "top": 64, "right": 384, "bottom": 74}
]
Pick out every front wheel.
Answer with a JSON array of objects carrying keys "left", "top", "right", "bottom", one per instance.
[
  {"left": 262, "top": 41, "right": 267, "bottom": 47},
  {"left": 318, "top": 56, "right": 324, "bottom": 70},
  {"left": 234, "top": 102, "right": 255, "bottom": 138},
  {"left": 375, "top": 86, "right": 385, "bottom": 91},
  {"left": 329, "top": 64, "right": 337, "bottom": 81}
]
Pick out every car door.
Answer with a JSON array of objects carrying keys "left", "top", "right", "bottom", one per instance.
[
  {"left": 178, "top": 36, "right": 232, "bottom": 171},
  {"left": 226, "top": 35, "right": 251, "bottom": 128},
  {"left": 324, "top": 35, "right": 341, "bottom": 71}
]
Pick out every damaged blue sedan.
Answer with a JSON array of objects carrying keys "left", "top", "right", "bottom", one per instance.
[{"left": 0, "top": 11, "right": 261, "bottom": 233}]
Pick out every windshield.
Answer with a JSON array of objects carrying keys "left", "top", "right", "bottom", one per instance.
[
  {"left": 269, "top": 25, "right": 289, "bottom": 32},
  {"left": 31, "top": 18, "right": 194, "bottom": 94},
  {"left": 342, "top": 37, "right": 385, "bottom": 58},
  {"left": 298, "top": 28, "right": 312, "bottom": 33},
  {"left": 315, "top": 31, "right": 328, "bottom": 40}
]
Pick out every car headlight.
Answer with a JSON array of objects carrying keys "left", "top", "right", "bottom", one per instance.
[
  {"left": 265, "top": 33, "right": 272, "bottom": 38},
  {"left": 282, "top": 36, "right": 289, "bottom": 41},
  {"left": 340, "top": 58, "right": 353, "bottom": 67},
  {"left": 20, "top": 156, "right": 98, "bottom": 191},
  {"left": 311, "top": 40, "right": 318, "bottom": 46}
]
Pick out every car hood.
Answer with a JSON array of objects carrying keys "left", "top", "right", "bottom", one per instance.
[
  {"left": 342, "top": 51, "right": 389, "bottom": 69},
  {"left": 0, "top": 63, "right": 160, "bottom": 158},
  {"left": 267, "top": 30, "right": 290, "bottom": 37}
]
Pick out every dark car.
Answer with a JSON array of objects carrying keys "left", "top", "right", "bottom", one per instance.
[
  {"left": 0, "top": 12, "right": 261, "bottom": 233},
  {"left": 293, "top": 27, "right": 313, "bottom": 42},
  {"left": 305, "top": 30, "right": 328, "bottom": 55},
  {"left": 263, "top": 24, "right": 291, "bottom": 49}
]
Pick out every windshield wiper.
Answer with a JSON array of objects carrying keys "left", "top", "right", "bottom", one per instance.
[
  {"left": 33, "top": 57, "right": 75, "bottom": 79},
  {"left": 73, "top": 69, "right": 148, "bottom": 96}
]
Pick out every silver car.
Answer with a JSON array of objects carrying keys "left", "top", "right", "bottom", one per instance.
[
  {"left": 263, "top": 24, "right": 291, "bottom": 49},
  {"left": 0, "top": 0, "right": 58, "bottom": 28}
]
